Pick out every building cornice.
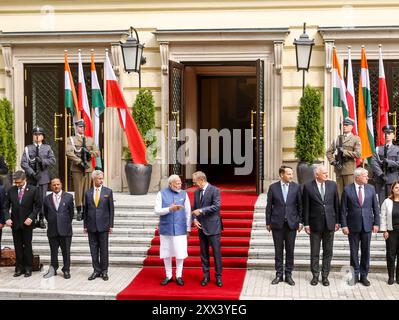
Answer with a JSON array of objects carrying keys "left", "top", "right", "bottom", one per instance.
[{"left": 318, "top": 26, "right": 399, "bottom": 41}]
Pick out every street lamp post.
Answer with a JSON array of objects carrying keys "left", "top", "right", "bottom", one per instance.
[
  {"left": 120, "top": 26, "right": 147, "bottom": 88},
  {"left": 293, "top": 23, "right": 315, "bottom": 96}
]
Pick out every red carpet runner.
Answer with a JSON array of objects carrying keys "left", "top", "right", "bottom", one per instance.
[{"left": 116, "top": 190, "right": 258, "bottom": 300}]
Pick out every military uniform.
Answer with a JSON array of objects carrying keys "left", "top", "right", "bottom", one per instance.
[
  {"left": 371, "top": 125, "right": 399, "bottom": 204},
  {"left": 326, "top": 131, "right": 361, "bottom": 196},
  {"left": 66, "top": 120, "right": 100, "bottom": 220},
  {"left": 20, "top": 127, "right": 56, "bottom": 228}
]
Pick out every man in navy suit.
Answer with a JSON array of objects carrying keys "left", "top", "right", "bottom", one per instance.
[
  {"left": 192, "top": 171, "right": 223, "bottom": 287},
  {"left": 266, "top": 165, "right": 303, "bottom": 286},
  {"left": 84, "top": 170, "right": 114, "bottom": 281},
  {"left": 42, "top": 177, "right": 74, "bottom": 279},
  {"left": 341, "top": 167, "right": 380, "bottom": 286},
  {"left": 303, "top": 165, "right": 340, "bottom": 286}
]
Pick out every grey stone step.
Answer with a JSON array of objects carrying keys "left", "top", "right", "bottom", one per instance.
[
  {"left": 38, "top": 255, "right": 144, "bottom": 267},
  {"left": 1, "top": 228, "right": 156, "bottom": 237}
]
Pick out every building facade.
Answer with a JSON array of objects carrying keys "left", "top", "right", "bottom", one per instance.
[{"left": 1, "top": 1, "right": 399, "bottom": 193}]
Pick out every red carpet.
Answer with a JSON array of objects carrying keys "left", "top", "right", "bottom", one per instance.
[{"left": 116, "top": 189, "right": 258, "bottom": 300}]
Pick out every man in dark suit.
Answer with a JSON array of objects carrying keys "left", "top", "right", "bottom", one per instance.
[
  {"left": 341, "top": 167, "right": 380, "bottom": 286},
  {"left": 0, "top": 184, "right": 5, "bottom": 249},
  {"left": 42, "top": 177, "right": 74, "bottom": 279},
  {"left": 266, "top": 165, "right": 303, "bottom": 286},
  {"left": 192, "top": 171, "right": 223, "bottom": 287},
  {"left": 4, "top": 170, "right": 41, "bottom": 277},
  {"left": 303, "top": 165, "right": 340, "bottom": 286},
  {"left": 84, "top": 170, "right": 114, "bottom": 281}
]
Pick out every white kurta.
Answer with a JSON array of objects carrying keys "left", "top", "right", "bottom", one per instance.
[{"left": 154, "top": 191, "right": 192, "bottom": 259}]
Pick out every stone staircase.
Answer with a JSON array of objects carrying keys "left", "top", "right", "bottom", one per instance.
[
  {"left": 1, "top": 193, "right": 159, "bottom": 267},
  {"left": 247, "top": 194, "right": 387, "bottom": 271}
]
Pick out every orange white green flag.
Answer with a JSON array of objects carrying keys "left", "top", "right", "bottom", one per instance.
[{"left": 332, "top": 47, "right": 349, "bottom": 118}]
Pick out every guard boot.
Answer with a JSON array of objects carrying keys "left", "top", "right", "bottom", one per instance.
[
  {"left": 37, "top": 214, "right": 46, "bottom": 229},
  {"left": 76, "top": 206, "right": 82, "bottom": 221}
]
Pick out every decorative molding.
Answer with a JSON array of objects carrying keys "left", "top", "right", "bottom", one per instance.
[
  {"left": 324, "top": 40, "right": 334, "bottom": 73},
  {"left": 160, "top": 42, "right": 169, "bottom": 75},
  {"left": 318, "top": 26, "right": 399, "bottom": 41},
  {"left": 273, "top": 40, "right": 284, "bottom": 74},
  {"left": 1, "top": 44, "right": 12, "bottom": 77},
  {"left": 110, "top": 42, "right": 121, "bottom": 76}
]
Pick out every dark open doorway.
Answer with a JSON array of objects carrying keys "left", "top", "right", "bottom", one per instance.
[{"left": 197, "top": 75, "right": 256, "bottom": 186}]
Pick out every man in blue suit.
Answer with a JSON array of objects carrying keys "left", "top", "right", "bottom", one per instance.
[
  {"left": 84, "top": 170, "right": 114, "bottom": 281},
  {"left": 266, "top": 165, "right": 303, "bottom": 286},
  {"left": 341, "top": 167, "right": 380, "bottom": 286},
  {"left": 192, "top": 171, "right": 223, "bottom": 287}
]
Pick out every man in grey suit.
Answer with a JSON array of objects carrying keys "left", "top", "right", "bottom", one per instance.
[
  {"left": 303, "top": 165, "right": 340, "bottom": 286},
  {"left": 341, "top": 167, "right": 380, "bottom": 286},
  {"left": 21, "top": 127, "right": 56, "bottom": 228},
  {"left": 84, "top": 170, "right": 114, "bottom": 281},
  {"left": 192, "top": 171, "right": 223, "bottom": 287},
  {"left": 266, "top": 165, "right": 303, "bottom": 286},
  {"left": 42, "top": 177, "right": 74, "bottom": 279}
]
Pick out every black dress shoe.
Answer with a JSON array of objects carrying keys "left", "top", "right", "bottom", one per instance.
[
  {"left": 216, "top": 278, "right": 223, "bottom": 287},
  {"left": 88, "top": 272, "right": 100, "bottom": 281},
  {"left": 13, "top": 271, "right": 23, "bottom": 277},
  {"left": 63, "top": 271, "right": 71, "bottom": 279},
  {"left": 271, "top": 276, "right": 283, "bottom": 285},
  {"left": 24, "top": 271, "right": 32, "bottom": 277},
  {"left": 102, "top": 272, "right": 109, "bottom": 281},
  {"left": 160, "top": 277, "right": 172, "bottom": 285},
  {"left": 176, "top": 277, "right": 184, "bottom": 286},
  {"left": 310, "top": 276, "right": 319, "bottom": 286},
  {"left": 388, "top": 277, "right": 394, "bottom": 285},
  {"left": 322, "top": 277, "right": 330, "bottom": 286},
  {"left": 201, "top": 277, "right": 210, "bottom": 286},
  {"left": 285, "top": 275, "right": 295, "bottom": 286},
  {"left": 360, "top": 277, "right": 370, "bottom": 286}
]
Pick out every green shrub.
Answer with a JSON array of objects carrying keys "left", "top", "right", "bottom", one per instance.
[
  {"left": 0, "top": 98, "right": 16, "bottom": 170},
  {"left": 294, "top": 86, "right": 324, "bottom": 164}
]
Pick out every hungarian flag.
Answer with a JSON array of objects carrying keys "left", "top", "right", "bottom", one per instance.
[
  {"left": 358, "top": 46, "right": 375, "bottom": 160},
  {"left": 78, "top": 50, "right": 93, "bottom": 138},
  {"left": 91, "top": 50, "right": 105, "bottom": 169},
  {"left": 346, "top": 47, "right": 360, "bottom": 166},
  {"left": 104, "top": 51, "right": 147, "bottom": 165},
  {"left": 332, "top": 47, "right": 349, "bottom": 118},
  {"left": 377, "top": 44, "right": 389, "bottom": 146},
  {"left": 64, "top": 50, "right": 79, "bottom": 123}
]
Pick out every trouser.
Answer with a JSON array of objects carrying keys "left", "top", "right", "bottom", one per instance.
[
  {"left": 199, "top": 230, "right": 222, "bottom": 279},
  {"left": 88, "top": 231, "right": 109, "bottom": 274},
  {"left": 163, "top": 257, "right": 184, "bottom": 278},
  {"left": 38, "top": 183, "right": 48, "bottom": 219},
  {"left": 12, "top": 228, "right": 33, "bottom": 272},
  {"left": 272, "top": 222, "right": 297, "bottom": 277},
  {"left": 386, "top": 230, "right": 399, "bottom": 279},
  {"left": 336, "top": 174, "right": 354, "bottom": 197},
  {"left": 48, "top": 236, "right": 72, "bottom": 272},
  {"left": 309, "top": 229, "right": 335, "bottom": 278},
  {"left": 72, "top": 171, "right": 91, "bottom": 207},
  {"left": 348, "top": 231, "right": 372, "bottom": 278}
]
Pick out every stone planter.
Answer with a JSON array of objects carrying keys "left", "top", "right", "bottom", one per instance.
[
  {"left": 296, "top": 161, "right": 320, "bottom": 185},
  {"left": 125, "top": 162, "right": 152, "bottom": 195}
]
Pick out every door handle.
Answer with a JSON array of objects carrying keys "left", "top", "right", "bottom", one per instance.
[
  {"left": 54, "top": 113, "right": 63, "bottom": 141},
  {"left": 251, "top": 110, "right": 256, "bottom": 140},
  {"left": 171, "top": 111, "right": 180, "bottom": 140}
]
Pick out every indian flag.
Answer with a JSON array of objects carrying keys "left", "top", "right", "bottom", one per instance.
[
  {"left": 332, "top": 47, "right": 349, "bottom": 118},
  {"left": 358, "top": 46, "right": 375, "bottom": 160},
  {"left": 91, "top": 50, "right": 105, "bottom": 169},
  {"left": 64, "top": 50, "right": 79, "bottom": 123}
]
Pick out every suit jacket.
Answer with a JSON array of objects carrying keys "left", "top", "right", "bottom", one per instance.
[
  {"left": 326, "top": 133, "right": 361, "bottom": 176},
  {"left": 43, "top": 192, "right": 74, "bottom": 237},
  {"left": 378, "top": 198, "right": 398, "bottom": 232},
  {"left": 303, "top": 180, "right": 340, "bottom": 232},
  {"left": 265, "top": 181, "right": 302, "bottom": 230},
  {"left": 84, "top": 186, "right": 114, "bottom": 233},
  {"left": 20, "top": 143, "right": 56, "bottom": 185},
  {"left": 192, "top": 184, "right": 222, "bottom": 236},
  {"left": 341, "top": 183, "right": 380, "bottom": 233},
  {"left": 4, "top": 184, "right": 41, "bottom": 230},
  {"left": 0, "top": 185, "right": 5, "bottom": 224}
]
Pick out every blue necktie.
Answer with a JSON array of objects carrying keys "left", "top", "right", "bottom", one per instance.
[{"left": 283, "top": 183, "right": 288, "bottom": 202}]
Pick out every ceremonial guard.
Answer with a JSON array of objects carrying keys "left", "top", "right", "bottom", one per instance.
[
  {"left": 326, "top": 117, "right": 361, "bottom": 196},
  {"left": 66, "top": 119, "right": 100, "bottom": 221},
  {"left": 371, "top": 125, "right": 399, "bottom": 205},
  {"left": 20, "top": 127, "right": 56, "bottom": 228}
]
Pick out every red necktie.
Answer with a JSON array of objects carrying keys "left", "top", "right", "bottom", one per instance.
[{"left": 358, "top": 185, "right": 363, "bottom": 206}]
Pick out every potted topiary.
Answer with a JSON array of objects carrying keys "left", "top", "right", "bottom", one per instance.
[
  {"left": 295, "top": 85, "right": 324, "bottom": 185},
  {"left": 123, "top": 88, "right": 157, "bottom": 195},
  {"left": 0, "top": 98, "right": 17, "bottom": 191}
]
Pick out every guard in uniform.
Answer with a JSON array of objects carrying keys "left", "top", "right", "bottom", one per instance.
[
  {"left": 326, "top": 117, "right": 362, "bottom": 196},
  {"left": 20, "top": 127, "right": 56, "bottom": 228},
  {"left": 371, "top": 125, "right": 399, "bottom": 205},
  {"left": 66, "top": 119, "right": 100, "bottom": 221}
]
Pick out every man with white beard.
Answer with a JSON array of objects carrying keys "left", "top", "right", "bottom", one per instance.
[{"left": 154, "top": 175, "right": 191, "bottom": 286}]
